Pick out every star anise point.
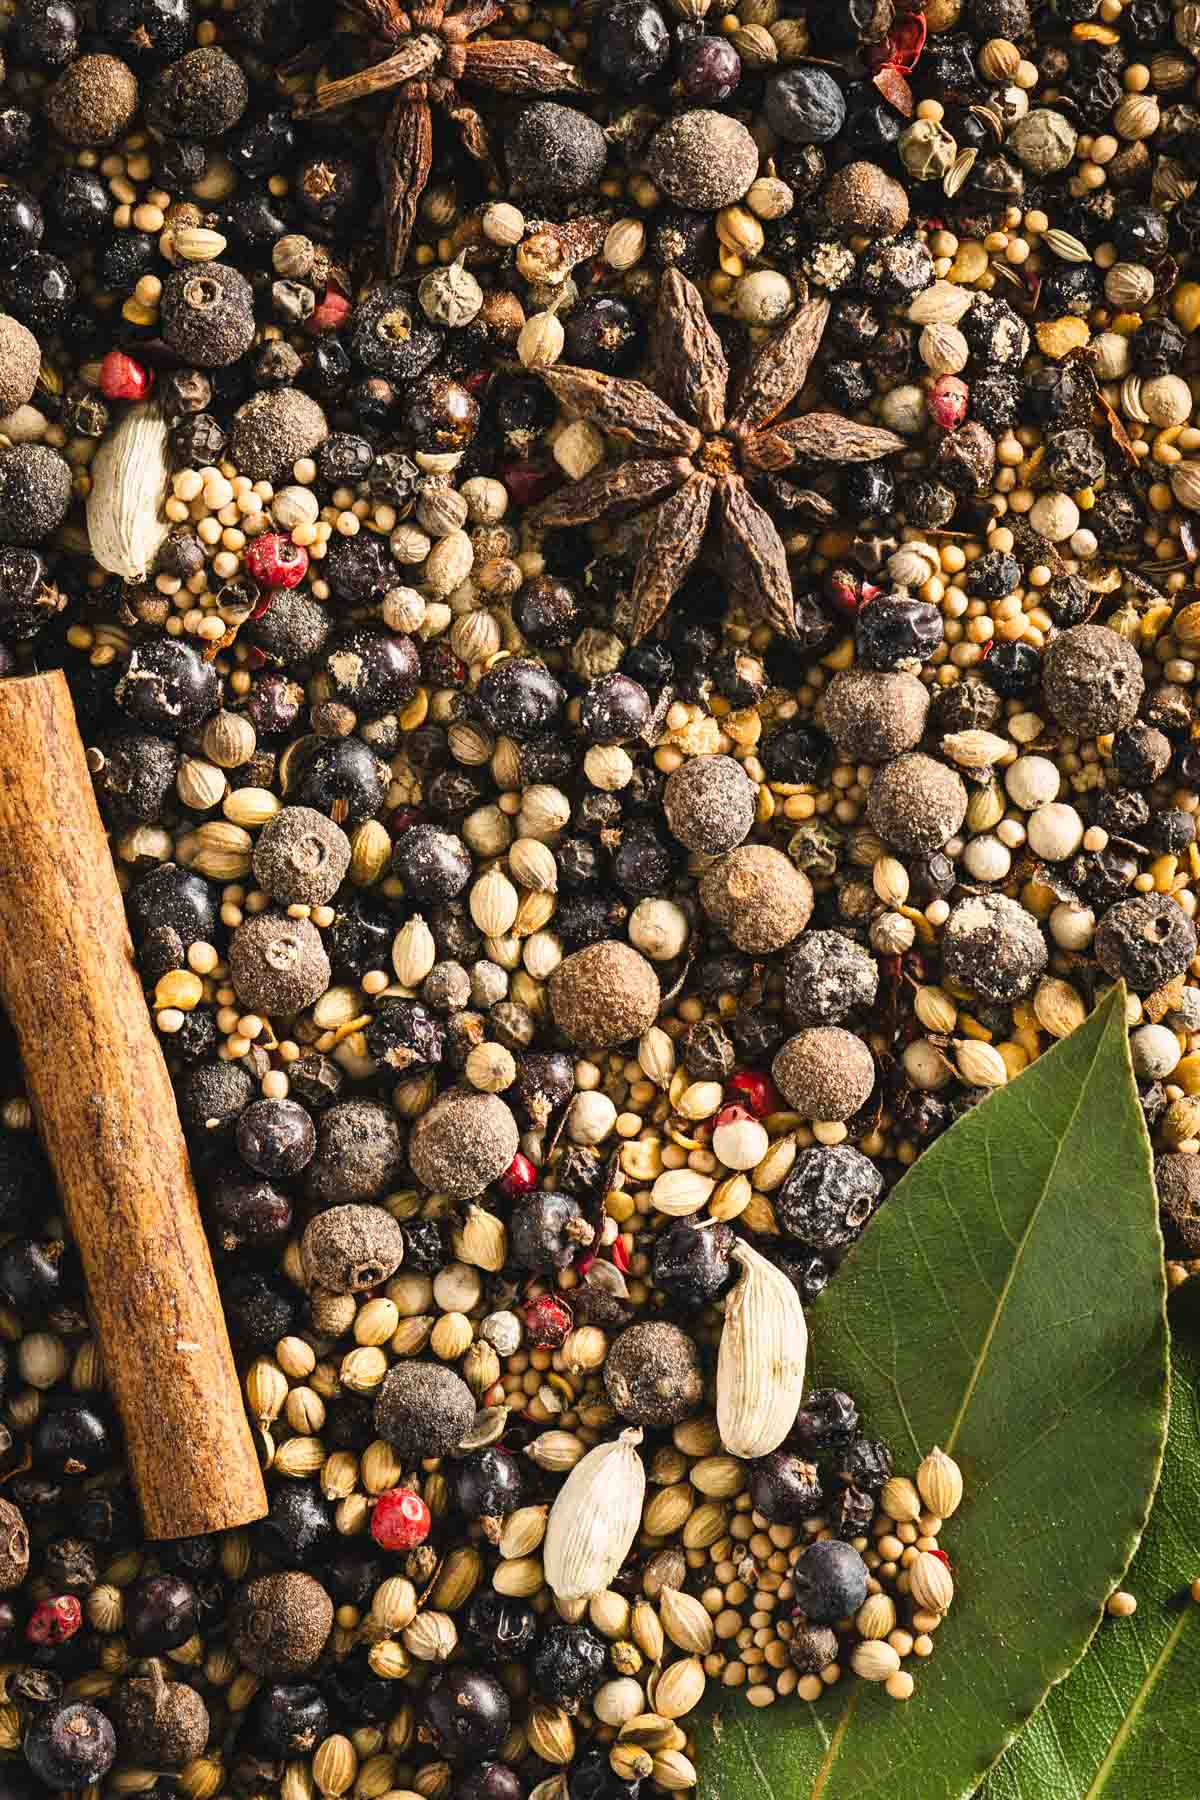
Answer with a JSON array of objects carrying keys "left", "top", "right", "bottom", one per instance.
[{"left": 537, "top": 273, "right": 902, "bottom": 644}]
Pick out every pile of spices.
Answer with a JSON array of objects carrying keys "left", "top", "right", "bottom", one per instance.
[{"left": 0, "top": 0, "right": 1199, "bottom": 1786}]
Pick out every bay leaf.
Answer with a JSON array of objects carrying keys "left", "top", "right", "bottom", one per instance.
[
  {"left": 697, "top": 984, "right": 1167, "bottom": 1800},
  {"left": 981, "top": 1276, "right": 1200, "bottom": 1800}
]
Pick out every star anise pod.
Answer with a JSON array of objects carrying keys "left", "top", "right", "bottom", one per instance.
[
  {"left": 532, "top": 271, "right": 906, "bottom": 642},
  {"left": 302, "top": 0, "right": 582, "bottom": 272}
]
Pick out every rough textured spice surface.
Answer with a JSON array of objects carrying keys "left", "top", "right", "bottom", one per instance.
[
  {"left": 663, "top": 754, "right": 756, "bottom": 855},
  {"left": 772, "top": 1028, "right": 877, "bottom": 1121},
  {"left": 374, "top": 1360, "right": 476, "bottom": 1459},
  {"left": 941, "top": 893, "right": 1049, "bottom": 1003},
  {"left": 230, "top": 1573, "right": 333, "bottom": 1676},
  {"left": 548, "top": 940, "right": 661, "bottom": 1048},
  {"left": 867, "top": 752, "right": 968, "bottom": 854},
  {"left": 821, "top": 670, "right": 930, "bottom": 764},
  {"left": 604, "top": 1321, "right": 705, "bottom": 1426},
  {"left": 300, "top": 1203, "right": 406, "bottom": 1293},
  {"left": 698, "top": 845, "right": 813, "bottom": 954},
  {"left": 408, "top": 1087, "right": 520, "bottom": 1198},
  {"left": 0, "top": 673, "right": 265, "bottom": 1538}
]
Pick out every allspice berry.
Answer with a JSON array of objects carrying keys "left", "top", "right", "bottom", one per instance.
[
  {"left": 1041, "top": 623, "right": 1144, "bottom": 737},
  {"left": 146, "top": 46, "right": 249, "bottom": 141},
  {"left": 230, "top": 1573, "right": 333, "bottom": 1676},
  {"left": 161, "top": 262, "right": 256, "bottom": 368},
  {"left": 374, "top": 1361, "right": 475, "bottom": 1459},
  {"left": 1156, "top": 1153, "right": 1200, "bottom": 1256},
  {"left": 0, "top": 1498, "right": 29, "bottom": 1590},
  {"left": 663, "top": 754, "right": 756, "bottom": 854},
  {"left": 228, "top": 912, "right": 330, "bottom": 1016},
  {"left": 45, "top": 54, "right": 138, "bottom": 146},
  {"left": 824, "top": 161, "right": 909, "bottom": 237},
  {"left": 252, "top": 805, "right": 350, "bottom": 907},
  {"left": 110, "top": 1662, "right": 209, "bottom": 1767},
  {"left": 821, "top": 670, "right": 929, "bottom": 764},
  {"left": 304, "top": 1100, "right": 404, "bottom": 1206},
  {"left": 230, "top": 388, "right": 329, "bottom": 485},
  {"left": 300, "top": 1204, "right": 405, "bottom": 1294},
  {"left": 0, "top": 316, "right": 41, "bottom": 418},
  {"left": 645, "top": 110, "right": 759, "bottom": 210},
  {"left": 548, "top": 941, "right": 661, "bottom": 1048},
  {"left": 698, "top": 846, "right": 813, "bottom": 954},
  {"left": 773, "top": 1028, "right": 876, "bottom": 1121},
  {"left": 408, "top": 1088, "right": 520, "bottom": 1199},
  {"left": 867, "top": 753, "right": 967, "bottom": 855},
  {"left": 941, "top": 893, "right": 1048, "bottom": 1003},
  {"left": 604, "top": 1322, "right": 704, "bottom": 1427}
]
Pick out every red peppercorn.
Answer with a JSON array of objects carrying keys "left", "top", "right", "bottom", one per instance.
[
  {"left": 726, "top": 1071, "right": 782, "bottom": 1119},
  {"left": 499, "top": 1152, "right": 537, "bottom": 1200},
  {"left": 244, "top": 534, "right": 309, "bottom": 590},
  {"left": 99, "top": 351, "right": 152, "bottom": 401},
  {"left": 371, "top": 1489, "right": 431, "bottom": 1552},
  {"left": 27, "top": 1596, "right": 81, "bottom": 1645},
  {"left": 713, "top": 1101, "right": 754, "bottom": 1133},
  {"left": 309, "top": 290, "right": 352, "bottom": 334},
  {"left": 928, "top": 375, "right": 969, "bottom": 431},
  {"left": 521, "top": 1296, "right": 572, "bottom": 1353},
  {"left": 498, "top": 459, "right": 561, "bottom": 507},
  {"left": 867, "top": 12, "right": 926, "bottom": 73},
  {"left": 522, "top": 1294, "right": 572, "bottom": 1348}
]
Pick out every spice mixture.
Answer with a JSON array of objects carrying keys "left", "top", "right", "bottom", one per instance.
[{"left": 0, "top": 0, "right": 1195, "bottom": 1785}]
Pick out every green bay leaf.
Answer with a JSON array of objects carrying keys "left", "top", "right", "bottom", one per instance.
[
  {"left": 697, "top": 984, "right": 1168, "bottom": 1800},
  {"left": 981, "top": 1277, "right": 1200, "bottom": 1800}
]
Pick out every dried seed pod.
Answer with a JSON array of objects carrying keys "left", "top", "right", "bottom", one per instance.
[
  {"left": 544, "top": 1428, "right": 646, "bottom": 1602},
  {"left": 687, "top": 1454, "right": 746, "bottom": 1499},
  {"left": 527, "top": 1703, "right": 574, "bottom": 1765},
  {"left": 651, "top": 1657, "right": 705, "bottom": 1719},
  {"left": 880, "top": 1476, "right": 922, "bottom": 1523},
  {"left": 855, "top": 1593, "right": 897, "bottom": 1640},
  {"left": 630, "top": 1599, "right": 665, "bottom": 1663},
  {"left": 401, "top": 1611, "right": 457, "bottom": 1663},
  {"left": 953, "top": 1040, "right": 1008, "bottom": 1088},
  {"left": 370, "top": 1577, "right": 418, "bottom": 1632},
  {"left": 499, "top": 1505, "right": 549, "bottom": 1560},
  {"left": 851, "top": 1641, "right": 902, "bottom": 1682},
  {"left": 1033, "top": 978, "right": 1087, "bottom": 1040},
  {"left": 643, "top": 1483, "right": 693, "bottom": 1537},
  {"left": 393, "top": 916, "right": 437, "bottom": 987},
  {"left": 453, "top": 1206, "right": 507, "bottom": 1272},
  {"left": 471, "top": 867, "right": 520, "bottom": 938},
  {"left": 528, "top": 1431, "right": 587, "bottom": 1473},
  {"left": 87, "top": 403, "right": 172, "bottom": 581},
  {"left": 916, "top": 1446, "right": 964, "bottom": 1518},
  {"left": 650, "top": 1170, "right": 715, "bottom": 1217},
  {"left": 909, "top": 1550, "right": 955, "bottom": 1614},
  {"left": 493, "top": 1556, "right": 543, "bottom": 1598},
  {"left": 716, "top": 1241, "right": 807, "bottom": 1459},
  {"left": 246, "top": 1358, "right": 288, "bottom": 1424},
  {"left": 638, "top": 1026, "right": 676, "bottom": 1087},
  {"left": 659, "top": 1587, "right": 715, "bottom": 1655},
  {"left": 914, "top": 986, "right": 957, "bottom": 1033}
]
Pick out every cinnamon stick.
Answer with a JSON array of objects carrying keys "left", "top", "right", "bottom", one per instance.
[{"left": 0, "top": 672, "right": 267, "bottom": 1539}]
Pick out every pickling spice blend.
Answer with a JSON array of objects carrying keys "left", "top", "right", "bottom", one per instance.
[{"left": 0, "top": 0, "right": 1195, "bottom": 1788}]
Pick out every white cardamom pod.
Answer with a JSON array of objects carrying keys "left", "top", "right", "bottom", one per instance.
[
  {"left": 86, "top": 403, "right": 171, "bottom": 581},
  {"left": 716, "top": 1241, "right": 807, "bottom": 1460},
  {"left": 544, "top": 1428, "right": 645, "bottom": 1602}
]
